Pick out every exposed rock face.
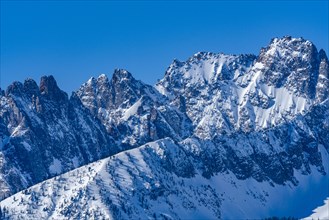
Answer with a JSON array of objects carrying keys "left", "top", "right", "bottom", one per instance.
[
  {"left": 0, "top": 77, "right": 116, "bottom": 200},
  {"left": 257, "top": 37, "right": 322, "bottom": 99},
  {"left": 0, "top": 70, "right": 192, "bottom": 200},
  {"left": 0, "top": 36, "right": 328, "bottom": 219}
]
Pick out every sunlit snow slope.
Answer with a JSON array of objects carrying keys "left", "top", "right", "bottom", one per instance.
[
  {"left": 1, "top": 138, "right": 328, "bottom": 219},
  {"left": 303, "top": 198, "right": 329, "bottom": 220}
]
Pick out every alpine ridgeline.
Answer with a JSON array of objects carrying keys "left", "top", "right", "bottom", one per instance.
[{"left": 0, "top": 36, "right": 328, "bottom": 219}]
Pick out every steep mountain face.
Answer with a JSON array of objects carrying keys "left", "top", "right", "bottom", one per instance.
[
  {"left": 0, "top": 36, "right": 329, "bottom": 219},
  {"left": 258, "top": 37, "right": 320, "bottom": 98},
  {"left": 155, "top": 36, "right": 329, "bottom": 183},
  {"left": 0, "top": 71, "right": 192, "bottom": 200},
  {"left": 75, "top": 70, "right": 192, "bottom": 148},
  {"left": 156, "top": 36, "right": 328, "bottom": 134},
  {"left": 0, "top": 76, "right": 119, "bottom": 200},
  {"left": 0, "top": 130, "right": 328, "bottom": 219}
]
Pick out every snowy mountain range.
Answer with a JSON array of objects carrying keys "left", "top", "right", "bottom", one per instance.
[{"left": 0, "top": 36, "right": 328, "bottom": 219}]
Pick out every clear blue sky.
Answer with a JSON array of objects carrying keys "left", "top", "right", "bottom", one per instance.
[{"left": 1, "top": 0, "right": 328, "bottom": 93}]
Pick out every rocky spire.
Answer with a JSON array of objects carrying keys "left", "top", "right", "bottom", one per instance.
[
  {"left": 111, "top": 69, "right": 134, "bottom": 84},
  {"left": 23, "top": 78, "right": 40, "bottom": 96},
  {"left": 256, "top": 36, "right": 320, "bottom": 98},
  {"left": 5, "top": 81, "right": 24, "bottom": 96},
  {"left": 39, "top": 75, "right": 68, "bottom": 102}
]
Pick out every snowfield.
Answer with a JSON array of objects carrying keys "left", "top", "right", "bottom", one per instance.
[
  {"left": 303, "top": 198, "right": 329, "bottom": 220},
  {"left": 1, "top": 138, "right": 328, "bottom": 219}
]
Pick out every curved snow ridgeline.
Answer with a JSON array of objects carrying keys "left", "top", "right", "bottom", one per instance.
[
  {"left": 303, "top": 198, "right": 329, "bottom": 220},
  {"left": 1, "top": 138, "right": 328, "bottom": 219}
]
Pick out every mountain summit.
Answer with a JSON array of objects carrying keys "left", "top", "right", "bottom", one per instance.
[{"left": 0, "top": 36, "right": 328, "bottom": 219}]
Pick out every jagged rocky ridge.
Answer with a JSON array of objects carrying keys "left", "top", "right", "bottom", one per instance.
[
  {"left": 0, "top": 71, "right": 191, "bottom": 200},
  {"left": 0, "top": 36, "right": 329, "bottom": 219}
]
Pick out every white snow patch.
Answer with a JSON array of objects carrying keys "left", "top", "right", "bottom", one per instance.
[
  {"left": 303, "top": 198, "right": 329, "bottom": 220},
  {"left": 21, "top": 141, "right": 32, "bottom": 151},
  {"left": 72, "top": 156, "right": 80, "bottom": 168},
  {"left": 49, "top": 158, "right": 63, "bottom": 175},
  {"left": 122, "top": 98, "right": 142, "bottom": 120}
]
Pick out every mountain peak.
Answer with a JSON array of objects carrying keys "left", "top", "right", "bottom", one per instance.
[
  {"left": 97, "top": 73, "right": 109, "bottom": 82},
  {"left": 39, "top": 75, "right": 58, "bottom": 93},
  {"left": 319, "top": 49, "right": 328, "bottom": 61},
  {"left": 265, "top": 36, "right": 315, "bottom": 55},
  {"left": 111, "top": 69, "right": 134, "bottom": 83},
  {"left": 256, "top": 36, "right": 320, "bottom": 97},
  {"left": 5, "top": 81, "right": 24, "bottom": 96},
  {"left": 1, "top": 36, "right": 329, "bottom": 220},
  {"left": 270, "top": 36, "right": 308, "bottom": 44},
  {"left": 158, "top": 51, "right": 255, "bottom": 95},
  {"left": 39, "top": 75, "right": 68, "bottom": 101},
  {"left": 23, "top": 78, "right": 39, "bottom": 95},
  {"left": 171, "top": 58, "right": 183, "bottom": 66},
  {"left": 192, "top": 51, "right": 211, "bottom": 59},
  {"left": 86, "top": 76, "right": 96, "bottom": 85},
  {"left": 188, "top": 51, "right": 225, "bottom": 63}
]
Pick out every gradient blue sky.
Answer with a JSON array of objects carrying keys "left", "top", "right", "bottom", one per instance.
[{"left": 1, "top": 0, "right": 328, "bottom": 93}]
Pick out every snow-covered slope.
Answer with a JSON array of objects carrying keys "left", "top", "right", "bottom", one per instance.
[
  {"left": 156, "top": 37, "right": 328, "bottom": 135},
  {"left": 75, "top": 69, "right": 192, "bottom": 147},
  {"left": 0, "top": 36, "right": 329, "bottom": 219},
  {"left": 0, "top": 136, "right": 328, "bottom": 219},
  {"left": 303, "top": 198, "right": 329, "bottom": 220},
  {"left": 0, "top": 70, "right": 191, "bottom": 200},
  {"left": 0, "top": 76, "right": 117, "bottom": 200}
]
